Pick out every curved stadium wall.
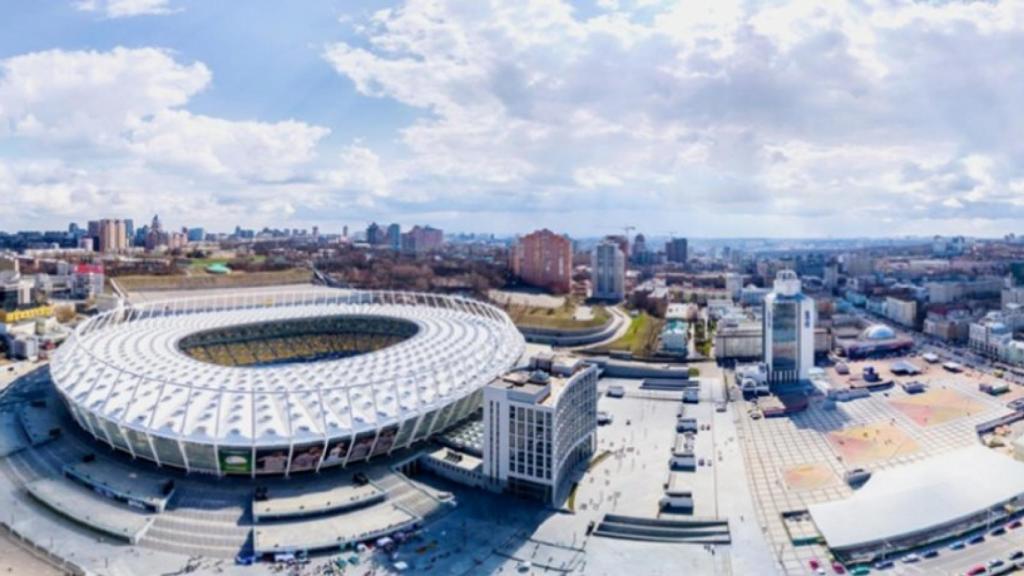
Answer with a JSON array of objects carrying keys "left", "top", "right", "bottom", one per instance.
[{"left": 49, "top": 290, "right": 525, "bottom": 477}]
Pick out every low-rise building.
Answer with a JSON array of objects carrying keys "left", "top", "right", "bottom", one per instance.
[
  {"left": 714, "top": 317, "right": 763, "bottom": 360},
  {"left": 661, "top": 319, "right": 688, "bottom": 355},
  {"left": 11, "top": 334, "right": 38, "bottom": 360},
  {"left": 739, "top": 285, "right": 770, "bottom": 306},
  {"left": 1003, "top": 286, "right": 1024, "bottom": 309},
  {"left": 922, "top": 308, "right": 971, "bottom": 343},
  {"left": 885, "top": 296, "right": 918, "bottom": 328},
  {"left": 969, "top": 312, "right": 1018, "bottom": 358}
]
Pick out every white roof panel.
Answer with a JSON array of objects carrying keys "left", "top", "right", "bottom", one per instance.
[
  {"left": 51, "top": 290, "right": 525, "bottom": 448},
  {"left": 809, "top": 446, "right": 1024, "bottom": 550}
]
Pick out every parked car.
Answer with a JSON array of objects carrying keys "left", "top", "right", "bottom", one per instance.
[
  {"left": 923, "top": 549, "right": 939, "bottom": 559},
  {"left": 968, "top": 534, "right": 986, "bottom": 545},
  {"left": 1009, "top": 550, "right": 1024, "bottom": 561},
  {"left": 901, "top": 554, "right": 920, "bottom": 563},
  {"left": 831, "top": 561, "right": 846, "bottom": 574},
  {"left": 991, "top": 526, "right": 1006, "bottom": 536},
  {"left": 950, "top": 541, "right": 966, "bottom": 550}
]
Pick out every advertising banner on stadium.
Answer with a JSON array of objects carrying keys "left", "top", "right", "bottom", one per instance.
[
  {"left": 289, "top": 442, "right": 324, "bottom": 473},
  {"left": 370, "top": 425, "right": 399, "bottom": 457},
  {"left": 255, "top": 447, "right": 290, "bottom": 474},
  {"left": 218, "top": 447, "right": 253, "bottom": 474},
  {"left": 347, "top": 431, "right": 377, "bottom": 461},
  {"left": 321, "top": 436, "right": 352, "bottom": 469}
]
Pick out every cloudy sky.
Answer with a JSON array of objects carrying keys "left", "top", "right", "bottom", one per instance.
[{"left": 0, "top": 0, "right": 1022, "bottom": 237}]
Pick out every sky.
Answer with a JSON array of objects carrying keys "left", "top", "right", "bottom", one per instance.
[{"left": 0, "top": 0, "right": 1023, "bottom": 238}]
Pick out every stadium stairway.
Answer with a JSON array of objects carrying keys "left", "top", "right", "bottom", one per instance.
[{"left": 592, "top": 514, "right": 731, "bottom": 545}]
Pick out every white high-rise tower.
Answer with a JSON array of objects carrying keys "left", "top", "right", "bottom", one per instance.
[
  {"left": 592, "top": 241, "right": 625, "bottom": 301},
  {"left": 763, "top": 270, "right": 816, "bottom": 384}
]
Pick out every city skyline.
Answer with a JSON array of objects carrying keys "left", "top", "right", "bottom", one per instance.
[{"left": 3, "top": 1, "right": 1024, "bottom": 237}]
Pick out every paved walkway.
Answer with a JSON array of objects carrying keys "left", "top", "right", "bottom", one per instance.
[
  {"left": 735, "top": 370, "right": 1011, "bottom": 575},
  {"left": 0, "top": 531, "right": 63, "bottom": 576},
  {"left": 568, "top": 307, "right": 631, "bottom": 352}
]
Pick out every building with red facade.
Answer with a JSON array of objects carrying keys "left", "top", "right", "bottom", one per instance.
[{"left": 513, "top": 229, "right": 573, "bottom": 294}]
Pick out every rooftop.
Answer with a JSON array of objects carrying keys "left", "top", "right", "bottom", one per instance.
[
  {"left": 809, "top": 446, "right": 1024, "bottom": 551},
  {"left": 487, "top": 363, "right": 591, "bottom": 407},
  {"left": 50, "top": 290, "right": 525, "bottom": 446}
]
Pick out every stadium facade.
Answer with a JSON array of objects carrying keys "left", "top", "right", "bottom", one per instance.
[{"left": 50, "top": 290, "right": 525, "bottom": 477}]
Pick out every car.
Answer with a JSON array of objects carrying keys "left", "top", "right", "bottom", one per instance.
[
  {"left": 991, "top": 526, "right": 1006, "bottom": 536},
  {"left": 1010, "top": 520, "right": 1022, "bottom": 529},
  {"left": 832, "top": 561, "right": 846, "bottom": 574},
  {"left": 950, "top": 541, "right": 967, "bottom": 550},
  {"left": 964, "top": 565, "right": 986, "bottom": 576},
  {"left": 1010, "top": 550, "right": 1024, "bottom": 561},
  {"left": 989, "top": 559, "right": 1005, "bottom": 569},
  {"left": 901, "top": 554, "right": 920, "bottom": 563},
  {"left": 849, "top": 567, "right": 870, "bottom": 576},
  {"left": 968, "top": 534, "right": 986, "bottom": 545},
  {"left": 810, "top": 559, "right": 821, "bottom": 570},
  {"left": 873, "top": 560, "right": 893, "bottom": 570}
]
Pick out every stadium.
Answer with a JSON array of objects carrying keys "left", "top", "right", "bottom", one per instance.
[{"left": 48, "top": 290, "right": 525, "bottom": 477}]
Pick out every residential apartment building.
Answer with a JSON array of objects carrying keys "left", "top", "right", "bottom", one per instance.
[
  {"left": 365, "top": 222, "right": 385, "bottom": 245},
  {"left": 926, "top": 277, "right": 1002, "bottom": 304},
  {"left": 665, "top": 237, "right": 688, "bottom": 264},
  {"left": 387, "top": 223, "right": 401, "bottom": 251},
  {"left": 513, "top": 229, "right": 573, "bottom": 294},
  {"left": 87, "top": 219, "right": 129, "bottom": 253},
  {"left": 1004, "top": 286, "right": 1024, "bottom": 309},
  {"left": 922, "top": 308, "right": 971, "bottom": 343},
  {"left": 885, "top": 296, "right": 918, "bottom": 328},
  {"left": 401, "top": 225, "right": 443, "bottom": 254},
  {"left": 591, "top": 241, "right": 625, "bottom": 301}
]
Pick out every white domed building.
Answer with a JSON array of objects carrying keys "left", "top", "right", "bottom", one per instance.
[{"left": 836, "top": 322, "right": 914, "bottom": 360}]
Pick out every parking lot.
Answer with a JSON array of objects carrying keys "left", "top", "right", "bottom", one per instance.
[{"left": 866, "top": 522, "right": 1024, "bottom": 576}]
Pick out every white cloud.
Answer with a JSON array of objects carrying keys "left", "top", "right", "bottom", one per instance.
[
  {"left": 319, "top": 0, "right": 1024, "bottom": 235},
  {"left": 128, "top": 111, "right": 329, "bottom": 182},
  {"left": 6, "top": 1, "right": 1024, "bottom": 236},
  {"left": 0, "top": 47, "right": 209, "bottom": 144},
  {"left": 74, "top": 0, "right": 179, "bottom": 19},
  {"left": 0, "top": 47, "right": 347, "bottom": 230},
  {"left": 321, "top": 144, "right": 395, "bottom": 203},
  {"left": 0, "top": 47, "right": 329, "bottom": 184}
]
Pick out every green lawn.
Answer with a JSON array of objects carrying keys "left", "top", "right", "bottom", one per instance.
[
  {"left": 187, "top": 258, "right": 231, "bottom": 269},
  {"left": 595, "top": 312, "right": 664, "bottom": 356},
  {"left": 187, "top": 254, "right": 266, "bottom": 270}
]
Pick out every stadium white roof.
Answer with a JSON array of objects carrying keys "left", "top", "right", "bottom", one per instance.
[
  {"left": 50, "top": 290, "right": 525, "bottom": 447},
  {"left": 809, "top": 446, "right": 1024, "bottom": 551}
]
